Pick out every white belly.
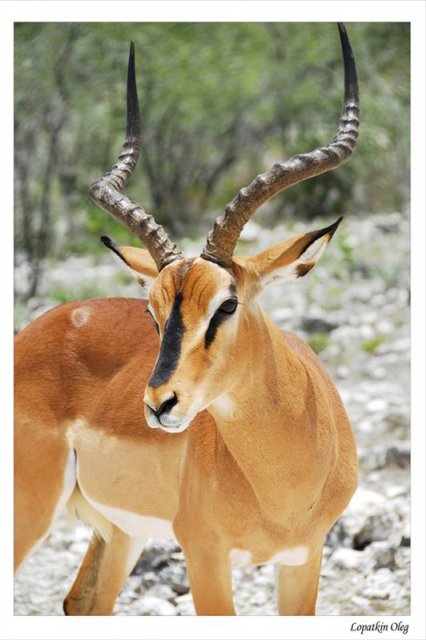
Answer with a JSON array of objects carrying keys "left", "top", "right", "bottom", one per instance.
[
  {"left": 82, "top": 496, "right": 175, "bottom": 539},
  {"left": 76, "top": 463, "right": 174, "bottom": 540}
]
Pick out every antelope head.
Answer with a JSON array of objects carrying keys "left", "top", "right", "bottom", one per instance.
[{"left": 90, "top": 25, "right": 359, "bottom": 433}]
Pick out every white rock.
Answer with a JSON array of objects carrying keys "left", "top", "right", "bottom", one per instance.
[
  {"left": 331, "top": 548, "right": 366, "bottom": 570},
  {"left": 376, "top": 319, "right": 394, "bottom": 334},
  {"left": 363, "top": 569, "right": 402, "bottom": 600},
  {"left": 239, "top": 220, "right": 264, "bottom": 242},
  {"left": 148, "top": 583, "right": 177, "bottom": 602},
  {"left": 337, "top": 366, "right": 350, "bottom": 379},
  {"left": 391, "top": 338, "right": 410, "bottom": 352},
  {"left": 367, "top": 542, "right": 397, "bottom": 570},
  {"left": 174, "top": 593, "right": 196, "bottom": 616},
  {"left": 386, "top": 485, "right": 407, "bottom": 498},
  {"left": 135, "top": 596, "right": 177, "bottom": 616},
  {"left": 367, "top": 366, "right": 386, "bottom": 380},
  {"left": 366, "top": 398, "right": 388, "bottom": 413},
  {"left": 271, "top": 308, "right": 295, "bottom": 323},
  {"left": 341, "top": 488, "right": 385, "bottom": 538},
  {"left": 351, "top": 595, "right": 370, "bottom": 609}
]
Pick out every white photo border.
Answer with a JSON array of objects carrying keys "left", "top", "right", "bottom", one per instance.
[{"left": 1, "top": 2, "right": 424, "bottom": 639}]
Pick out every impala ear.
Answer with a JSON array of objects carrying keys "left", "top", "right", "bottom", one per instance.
[
  {"left": 101, "top": 236, "right": 158, "bottom": 295},
  {"left": 243, "top": 217, "right": 342, "bottom": 287}
]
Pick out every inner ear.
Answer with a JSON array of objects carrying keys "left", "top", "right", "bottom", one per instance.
[
  {"left": 297, "top": 216, "right": 342, "bottom": 257},
  {"left": 241, "top": 217, "right": 342, "bottom": 286},
  {"left": 101, "top": 236, "right": 158, "bottom": 292}
]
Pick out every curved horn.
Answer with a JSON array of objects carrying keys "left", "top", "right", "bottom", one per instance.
[
  {"left": 200, "top": 23, "right": 360, "bottom": 268},
  {"left": 89, "top": 42, "right": 183, "bottom": 272}
]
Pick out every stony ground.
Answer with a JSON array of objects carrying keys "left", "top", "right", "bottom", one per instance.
[{"left": 14, "top": 211, "right": 410, "bottom": 616}]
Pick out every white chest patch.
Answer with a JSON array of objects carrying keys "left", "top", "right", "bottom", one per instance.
[
  {"left": 211, "top": 394, "right": 235, "bottom": 418},
  {"left": 268, "top": 545, "right": 309, "bottom": 566},
  {"left": 230, "top": 548, "right": 253, "bottom": 567},
  {"left": 230, "top": 545, "right": 309, "bottom": 568}
]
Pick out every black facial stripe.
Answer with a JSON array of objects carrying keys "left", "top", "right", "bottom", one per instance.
[{"left": 148, "top": 292, "right": 185, "bottom": 388}]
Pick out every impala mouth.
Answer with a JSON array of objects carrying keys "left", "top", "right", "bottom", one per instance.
[{"left": 144, "top": 405, "right": 193, "bottom": 433}]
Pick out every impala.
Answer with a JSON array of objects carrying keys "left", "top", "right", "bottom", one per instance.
[{"left": 15, "top": 23, "right": 359, "bottom": 615}]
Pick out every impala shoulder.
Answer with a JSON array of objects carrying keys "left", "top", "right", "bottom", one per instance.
[
  {"left": 281, "top": 330, "right": 328, "bottom": 370},
  {"left": 281, "top": 329, "right": 341, "bottom": 395}
]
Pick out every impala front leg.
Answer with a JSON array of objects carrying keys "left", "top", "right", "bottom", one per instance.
[
  {"left": 184, "top": 544, "right": 236, "bottom": 615},
  {"left": 174, "top": 519, "right": 235, "bottom": 615},
  {"left": 275, "top": 543, "right": 323, "bottom": 615}
]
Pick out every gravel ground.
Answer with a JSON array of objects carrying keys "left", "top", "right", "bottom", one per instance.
[{"left": 14, "top": 211, "right": 410, "bottom": 616}]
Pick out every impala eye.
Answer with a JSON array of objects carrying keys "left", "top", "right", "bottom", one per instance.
[
  {"left": 218, "top": 298, "right": 238, "bottom": 315},
  {"left": 205, "top": 297, "right": 238, "bottom": 349}
]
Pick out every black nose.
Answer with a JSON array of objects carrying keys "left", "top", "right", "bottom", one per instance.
[{"left": 153, "top": 393, "right": 178, "bottom": 418}]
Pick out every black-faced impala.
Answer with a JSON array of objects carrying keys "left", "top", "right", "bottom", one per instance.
[{"left": 15, "top": 23, "right": 359, "bottom": 615}]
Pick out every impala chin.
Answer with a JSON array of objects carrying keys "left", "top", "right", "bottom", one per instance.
[
  {"left": 159, "top": 413, "right": 194, "bottom": 433},
  {"left": 144, "top": 406, "right": 195, "bottom": 433}
]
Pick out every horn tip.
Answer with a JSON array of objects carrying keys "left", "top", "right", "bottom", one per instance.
[
  {"left": 328, "top": 216, "right": 344, "bottom": 239},
  {"left": 100, "top": 235, "right": 116, "bottom": 250}
]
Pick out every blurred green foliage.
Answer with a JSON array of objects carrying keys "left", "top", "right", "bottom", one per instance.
[
  {"left": 361, "top": 336, "right": 385, "bottom": 353},
  {"left": 50, "top": 282, "right": 109, "bottom": 304},
  {"left": 14, "top": 22, "right": 409, "bottom": 296},
  {"left": 308, "top": 333, "right": 332, "bottom": 354}
]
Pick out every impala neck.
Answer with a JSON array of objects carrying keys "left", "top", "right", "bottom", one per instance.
[{"left": 208, "top": 303, "right": 327, "bottom": 523}]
